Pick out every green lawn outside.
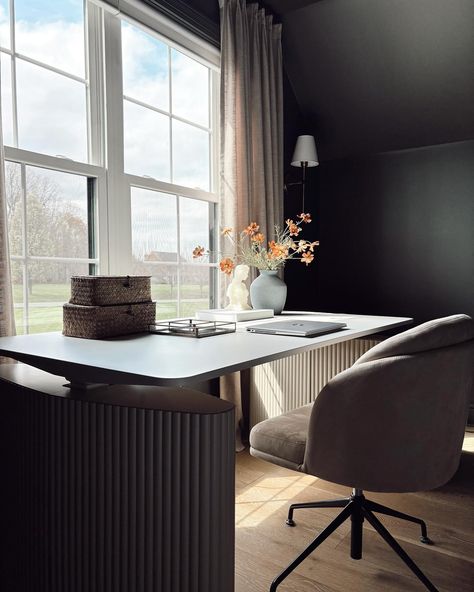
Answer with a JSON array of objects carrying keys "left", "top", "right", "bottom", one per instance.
[{"left": 14, "top": 306, "right": 63, "bottom": 335}]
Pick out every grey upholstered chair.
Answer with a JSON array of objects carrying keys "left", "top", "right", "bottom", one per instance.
[{"left": 250, "top": 314, "right": 474, "bottom": 592}]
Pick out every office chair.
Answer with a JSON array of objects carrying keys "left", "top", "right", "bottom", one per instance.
[{"left": 249, "top": 314, "right": 474, "bottom": 592}]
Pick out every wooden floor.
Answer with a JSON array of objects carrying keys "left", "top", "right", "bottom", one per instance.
[{"left": 235, "top": 431, "right": 474, "bottom": 592}]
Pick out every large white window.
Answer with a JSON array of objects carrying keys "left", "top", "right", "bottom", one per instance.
[{"left": 0, "top": 0, "right": 219, "bottom": 333}]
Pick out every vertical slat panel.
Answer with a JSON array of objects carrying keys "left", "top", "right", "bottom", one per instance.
[
  {"left": 250, "top": 338, "right": 380, "bottom": 426},
  {"left": 1, "top": 378, "right": 235, "bottom": 592},
  {"left": 162, "top": 411, "right": 172, "bottom": 592},
  {"left": 144, "top": 409, "right": 154, "bottom": 592},
  {"left": 111, "top": 405, "right": 121, "bottom": 592},
  {"left": 171, "top": 412, "right": 182, "bottom": 592}
]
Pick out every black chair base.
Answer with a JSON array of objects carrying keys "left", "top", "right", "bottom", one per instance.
[{"left": 270, "top": 490, "right": 438, "bottom": 592}]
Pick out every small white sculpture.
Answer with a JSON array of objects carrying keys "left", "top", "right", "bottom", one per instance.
[{"left": 225, "top": 264, "right": 251, "bottom": 310}]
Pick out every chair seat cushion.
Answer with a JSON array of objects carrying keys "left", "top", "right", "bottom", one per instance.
[{"left": 249, "top": 404, "right": 312, "bottom": 471}]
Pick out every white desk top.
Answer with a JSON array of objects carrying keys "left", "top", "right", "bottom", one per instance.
[{"left": 0, "top": 312, "right": 412, "bottom": 387}]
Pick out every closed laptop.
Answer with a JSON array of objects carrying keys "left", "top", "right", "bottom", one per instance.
[{"left": 246, "top": 320, "right": 347, "bottom": 337}]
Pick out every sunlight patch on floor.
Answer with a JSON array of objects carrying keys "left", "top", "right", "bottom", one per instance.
[
  {"left": 462, "top": 431, "right": 474, "bottom": 452},
  {"left": 236, "top": 473, "right": 318, "bottom": 527},
  {"left": 237, "top": 473, "right": 316, "bottom": 503},
  {"left": 235, "top": 499, "right": 288, "bottom": 527}
]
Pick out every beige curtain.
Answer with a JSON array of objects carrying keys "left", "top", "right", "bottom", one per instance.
[
  {"left": 219, "top": 0, "right": 284, "bottom": 450},
  {"left": 0, "top": 60, "right": 16, "bottom": 346}
]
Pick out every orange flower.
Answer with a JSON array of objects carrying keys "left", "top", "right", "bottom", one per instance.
[
  {"left": 244, "top": 222, "right": 260, "bottom": 236},
  {"left": 192, "top": 245, "right": 205, "bottom": 258},
  {"left": 298, "top": 212, "right": 312, "bottom": 223},
  {"left": 296, "top": 240, "right": 307, "bottom": 253},
  {"left": 251, "top": 232, "right": 265, "bottom": 244},
  {"left": 290, "top": 224, "right": 302, "bottom": 236},
  {"left": 286, "top": 219, "right": 302, "bottom": 236},
  {"left": 307, "top": 240, "right": 320, "bottom": 252},
  {"left": 301, "top": 252, "right": 314, "bottom": 265},
  {"left": 268, "top": 240, "right": 288, "bottom": 259},
  {"left": 219, "top": 257, "right": 235, "bottom": 275},
  {"left": 221, "top": 227, "right": 232, "bottom": 236}
]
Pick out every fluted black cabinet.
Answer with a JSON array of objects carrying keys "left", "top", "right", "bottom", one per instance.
[{"left": 0, "top": 364, "right": 235, "bottom": 592}]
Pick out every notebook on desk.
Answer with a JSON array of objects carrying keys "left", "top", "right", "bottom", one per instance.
[{"left": 246, "top": 319, "right": 347, "bottom": 337}]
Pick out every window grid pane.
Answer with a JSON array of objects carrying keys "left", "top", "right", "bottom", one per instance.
[
  {"left": 4, "top": 3, "right": 218, "bottom": 332},
  {"left": 122, "top": 19, "right": 169, "bottom": 111},
  {"left": 123, "top": 99, "right": 170, "bottom": 180},
  {"left": 14, "top": 0, "right": 86, "bottom": 78},
  {"left": 131, "top": 186, "right": 214, "bottom": 317},
  {"left": 26, "top": 166, "right": 90, "bottom": 258},
  {"left": 6, "top": 160, "right": 97, "bottom": 334},
  {"left": 171, "top": 48, "right": 209, "bottom": 127},
  {"left": 172, "top": 120, "right": 210, "bottom": 191},
  {"left": 0, "top": 0, "right": 11, "bottom": 50},
  {"left": 0, "top": 53, "right": 14, "bottom": 145},
  {"left": 121, "top": 17, "right": 213, "bottom": 192},
  {"left": 16, "top": 59, "right": 88, "bottom": 161},
  {"left": 1, "top": 0, "right": 89, "bottom": 161}
]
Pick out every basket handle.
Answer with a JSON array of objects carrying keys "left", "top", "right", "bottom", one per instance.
[{"left": 123, "top": 275, "right": 131, "bottom": 288}]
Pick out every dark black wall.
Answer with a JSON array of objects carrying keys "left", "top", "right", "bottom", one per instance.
[
  {"left": 285, "top": 140, "right": 474, "bottom": 322},
  {"left": 282, "top": 0, "right": 474, "bottom": 161},
  {"left": 281, "top": 0, "right": 474, "bottom": 323}
]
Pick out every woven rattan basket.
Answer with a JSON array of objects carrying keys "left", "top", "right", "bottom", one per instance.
[
  {"left": 70, "top": 275, "right": 151, "bottom": 306},
  {"left": 63, "top": 302, "right": 156, "bottom": 339}
]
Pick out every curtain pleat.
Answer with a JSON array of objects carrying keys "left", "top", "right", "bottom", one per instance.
[
  {"left": 0, "top": 59, "right": 16, "bottom": 347},
  {"left": 219, "top": 0, "right": 283, "bottom": 449}
]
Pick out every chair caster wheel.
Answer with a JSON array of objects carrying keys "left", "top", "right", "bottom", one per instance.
[
  {"left": 420, "top": 536, "right": 433, "bottom": 545},
  {"left": 286, "top": 518, "right": 296, "bottom": 527}
]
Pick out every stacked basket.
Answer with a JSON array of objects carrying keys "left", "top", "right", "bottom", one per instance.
[{"left": 63, "top": 276, "right": 156, "bottom": 339}]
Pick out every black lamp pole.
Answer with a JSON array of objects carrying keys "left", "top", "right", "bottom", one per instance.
[{"left": 301, "top": 161, "right": 307, "bottom": 213}]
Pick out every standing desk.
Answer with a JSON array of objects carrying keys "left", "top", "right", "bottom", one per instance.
[{"left": 0, "top": 312, "right": 411, "bottom": 592}]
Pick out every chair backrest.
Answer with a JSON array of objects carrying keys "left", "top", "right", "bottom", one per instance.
[{"left": 303, "top": 315, "right": 474, "bottom": 493}]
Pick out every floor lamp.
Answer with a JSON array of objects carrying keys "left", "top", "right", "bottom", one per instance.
[{"left": 290, "top": 135, "right": 319, "bottom": 212}]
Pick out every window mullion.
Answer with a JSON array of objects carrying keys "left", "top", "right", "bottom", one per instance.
[
  {"left": 86, "top": 1, "right": 109, "bottom": 275},
  {"left": 168, "top": 46, "right": 173, "bottom": 185},
  {"left": 103, "top": 10, "right": 131, "bottom": 274},
  {"left": 20, "top": 163, "right": 29, "bottom": 333},
  {"left": 176, "top": 195, "right": 181, "bottom": 316},
  {"left": 210, "top": 69, "right": 221, "bottom": 305},
  {"left": 9, "top": 0, "right": 18, "bottom": 147},
  {"left": 211, "top": 69, "right": 219, "bottom": 199},
  {"left": 86, "top": 1, "right": 105, "bottom": 166}
]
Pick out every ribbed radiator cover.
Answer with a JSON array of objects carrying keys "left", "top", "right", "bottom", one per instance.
[
  {"left": 250, "top": 338, "right": 379, "bottom": 426},
  {"left": 0, "top": 372, "right": 235, "bottom": 592}
]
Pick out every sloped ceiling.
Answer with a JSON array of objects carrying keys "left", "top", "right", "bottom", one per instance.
[
  {"left": 185, "top": 0, "right": 474, "bottom": 161},
  {"left": 274, "top": 0, "right": 474, "bottom": 160}
]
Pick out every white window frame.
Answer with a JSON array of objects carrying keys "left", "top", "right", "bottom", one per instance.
[
  {"left": 3, "top": 0, "right": 221, "bottom": 331},
  {"left": 2, "top": 0, "right": 108, "bottom": 333},
  {"left": 102, "top": 3, "right": 220, "bottom": 315}
]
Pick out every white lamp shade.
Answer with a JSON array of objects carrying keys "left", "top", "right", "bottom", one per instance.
[{"left": 291, "top": 135, "right": 319, "bottom": 167}]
